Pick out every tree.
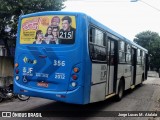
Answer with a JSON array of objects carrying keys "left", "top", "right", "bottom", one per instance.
[
  {"left": 134, "top": 31, "right": 160, "bottom": 71},
  {"left": 0, "top": 0, "right": 66, "bottom": 56}
]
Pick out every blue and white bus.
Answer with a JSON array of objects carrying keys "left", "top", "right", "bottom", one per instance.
[{"left": 14, "top": 11, "right": 148, "bottom": 104}]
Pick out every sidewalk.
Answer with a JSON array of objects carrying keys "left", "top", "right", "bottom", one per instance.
[
  {"left": 144, "top": 77, "right": 160, "bottom": 86},
  {"left": 144, "top": 73, "right": 160, "bottom": 115},
  {"left": 144, "top": 71, "right": 160, "bottom": 85},
  {"left": 147, "top": 71, "right": 159, "bottom": 78}
]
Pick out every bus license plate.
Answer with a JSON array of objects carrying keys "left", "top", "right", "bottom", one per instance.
[{"left": 37, "top": 82, "right": 48, "bottom": 88}]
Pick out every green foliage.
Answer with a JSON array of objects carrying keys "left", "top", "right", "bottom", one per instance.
[
  {"left": 0, "top": 0, "right": 66, "bottom": 55},
  {"left": 134, "top": 30, "right": 160, "bottom": 70}
]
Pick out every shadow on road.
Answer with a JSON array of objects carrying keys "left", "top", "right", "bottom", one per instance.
[
  {"left": 27, "top": 97, "right": 116, "bottom": 117},
  {"left": 25, "top": 84, "right": 145, "bottom": 118}
]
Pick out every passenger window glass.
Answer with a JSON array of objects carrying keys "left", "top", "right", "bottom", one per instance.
[
  {"left": 119, "top": 41, "right": 125, "bottom": 51},
  {"left": 95, "top": 29, "right": 104, "bottom": 46},
  {"left": 89, "top": 27, "right": 107, "bottom": 62}
]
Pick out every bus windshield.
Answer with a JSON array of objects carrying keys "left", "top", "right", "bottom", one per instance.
[{"left": 20, "top": 15, "right": 76, "bottom": 44}]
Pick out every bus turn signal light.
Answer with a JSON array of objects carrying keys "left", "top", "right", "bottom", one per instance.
[
  {"left": 15, "top": 63, "right": 19, "bottom": 68},
  {"left": 73, "top": 67, "right": 79, "bottom": 73}
]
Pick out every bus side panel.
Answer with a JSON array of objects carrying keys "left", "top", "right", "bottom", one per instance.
[
  {"left": 118, "top": 64, "right": 132, "bottom": 90},
  {"left": 135, "top": 65, "right": 143, "bottom": 85},
  {"left": 81, "top": 15, "right": 92, "bottom": 104},
  {"left": 124, "top": 64, "right": 131, "bottom": 90},
  {"left": 116, "top": 64, "right": 123, "bottom": 93},
  {"left": 63, "top": 14, "right": 91, "bottom": 104},
  {"left": 90, "top": 83, "right": 106, "bottom": 103},
  {"left": 83, "top": 60, "right": 92, "bottom": 104},
  {"left": 77, "top": 14, "right": 91, "bottom": 104},
  {"left": 90, "top": 63, "right": 107, "bottom": 103}
]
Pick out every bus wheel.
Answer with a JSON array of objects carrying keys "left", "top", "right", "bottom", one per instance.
[
  {"left": 115, "top": 80, "right": 124, "bottom": 101},
  {"left": 17, "top": 94, "right": 30, "bottom": 101},
  {"left": 0, "top": 97, "right": 3, "bottom": 103}
]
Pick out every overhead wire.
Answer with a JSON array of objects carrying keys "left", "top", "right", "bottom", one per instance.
[
  {"left": 67, "top": 0, "right": 160, "bottom": 12},
  {"left": 140, "top": 0, "right": 160, "bottom": 12}
]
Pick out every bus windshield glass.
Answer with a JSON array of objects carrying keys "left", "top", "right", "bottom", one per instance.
[{"left": 20, "top": 15, "right": 76, "bottom": 44}]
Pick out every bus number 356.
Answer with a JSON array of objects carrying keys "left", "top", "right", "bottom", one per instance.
[{"left": 53, "top": 60, "right": 65, "bottom": 67}]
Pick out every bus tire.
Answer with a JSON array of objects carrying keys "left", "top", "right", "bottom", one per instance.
[
  {"left": 142, "top": 73, "right": 144, "bottom": 81},
  {"left": 0, "top": 97, "right": 3, "bottom": 103},
  {"left": 115, "top": 80, "right": 124, "bottom": 101},
  {"left": 17, "top": 94, "right": 30, "bottom": 101}
]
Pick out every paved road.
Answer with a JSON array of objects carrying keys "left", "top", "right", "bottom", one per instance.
[{"left": 0, "top": 77, "right": 160, "bottom": 120}]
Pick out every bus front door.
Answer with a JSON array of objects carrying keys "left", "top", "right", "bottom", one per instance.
[{"left": 106, "top": 39, "right": 118, "bottom": 95}]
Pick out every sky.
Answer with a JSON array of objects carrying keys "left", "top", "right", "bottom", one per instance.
[{"left": 62, "top": 0, "right": 160, "bottom": 40}]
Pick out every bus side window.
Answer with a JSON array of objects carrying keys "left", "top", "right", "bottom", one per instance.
[
  {"left": 110, "top": 41, "right": 115, "bottom": 64},
  {"left": 126, "top": 44, "right": 131, "bottom": 63},
  {"left": 119, "top": 41, "right": 125, "bottom": 63},
  {"left": 89, "top": 27, "right": 95, "bottom": 43},
  {"left": 137, "top": 49, "right": 142, "bottom": 65},
  {"left": 89, "top": 27, "right": 107, "bottom": 62},
  {"left": 142, "top": 51, "right": 144, "bottom": 65}
]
